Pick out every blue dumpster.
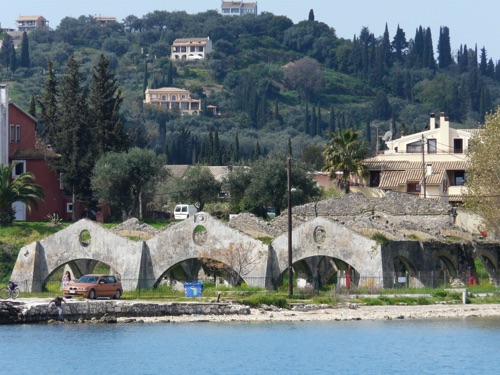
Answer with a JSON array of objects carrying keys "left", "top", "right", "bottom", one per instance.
[{"left": 184, "top": 282, "right": 204, "bottom": 298}]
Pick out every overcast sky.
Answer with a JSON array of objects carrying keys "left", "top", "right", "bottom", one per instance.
[{"left": 2, "top": 0, "right": 499, "bottom": 60}]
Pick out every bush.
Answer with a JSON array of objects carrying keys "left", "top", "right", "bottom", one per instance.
[
  {"left": 431, "top": 289, "right": 448, "bottom": 298},
  {"left": 238, "top": 293, "right": 287, "bottom": 308}
]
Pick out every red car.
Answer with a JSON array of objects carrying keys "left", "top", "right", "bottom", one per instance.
[{"left": 63, "top": 274, "right": 123, "bottom": 299}]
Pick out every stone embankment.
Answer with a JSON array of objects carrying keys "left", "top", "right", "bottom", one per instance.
[{"left": 0, "top": 299, "right": 250, "bottom": 324}]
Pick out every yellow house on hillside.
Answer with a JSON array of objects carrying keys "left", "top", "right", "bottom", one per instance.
[{"left": 144, "top": 87, "right": 201, "bottom": 115}]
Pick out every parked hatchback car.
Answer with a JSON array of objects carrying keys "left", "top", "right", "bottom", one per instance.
[{"left": 63, "top": 274, "right": 123, "bottom": 299}]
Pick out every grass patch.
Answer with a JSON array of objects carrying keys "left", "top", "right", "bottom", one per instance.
[
  {"left": 371, "top": 232, "right": 389, "bottom": 244},
  {"left": 236, "top": 293, "right": 288, "bottom": 308}
]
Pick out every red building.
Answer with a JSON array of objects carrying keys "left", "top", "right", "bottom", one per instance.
[{"left": 1, "top": 85, "right": 71, "bottom": 222}]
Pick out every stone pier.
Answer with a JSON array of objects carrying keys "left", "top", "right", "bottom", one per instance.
[{"left": 0, "top": 300, "right": 250, "bottom": 324}]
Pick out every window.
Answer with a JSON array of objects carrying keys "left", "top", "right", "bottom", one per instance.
[
  {"left": 161, "top": 95, "right": 167, "bottom": 100},
  {"left": 12, "top": 161, "right": 26, "bottom": 177},
  {"left": 454, "top": 139, "right": 463, "bottom": 154},
  {"left": 406, "top": 140, "right": 423, "bottom": 153},
  {"left": 9, "top": 125, "right": 15, "bottom": 143},
  {"left": 427, "top": 139, "right": 437, "bottom": 154},
  {"left": 171, "top": 95, "right": 177, "bottom": 101},
  {"left": 453, "top": 171, "right": 466, "bottom": 186},
  {"left": 9, "top": 125, "right": 21, "bottom": 143},
  {"left": 181, "top": 103, "right": 188, "bottom": 110},
  {"left": 407, "top": 183, "right": 421, "bottom": 193},
  {"left": 66, "top": 203, "right": 73, "bottom": 213},
  {"left": 369, "top": 171, "right": 380, "bottom": 187},
  {"left": 59, "top": 173, "right": 64, "bottom": 189}
]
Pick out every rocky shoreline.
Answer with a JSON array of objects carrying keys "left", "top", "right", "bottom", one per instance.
[{"left": 2, "top": 298, "right": 500, "bottom": 324}]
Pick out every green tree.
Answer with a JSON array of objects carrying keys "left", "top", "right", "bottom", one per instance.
[
  {"left": 20, "top": 31, "right": 30, "bottom": 68},
  {"left": 243, "top": 156, "right": 321, "bottom": 217},
  {"left": 308, "top": 9, "right": 315, "bottom": 21},
  {"left": 47, "top": 55, "right": 93, "bottom": 221},
  {"left": 465, "top": 107, "right": 500, "bottom": 237},
  {"left": 0, "top": 163, "right": 44, "bottom": 225},
  {"left": 323, "top": 129, "right": 368, "bottom": 193},
  {"left": 89, "top": 54, "right": 128, "bottom": 155},
  {"left": 0, "top": 34, "right": 14, "bottom": 68},
  {"left": 92, "top": 148, "right": 166, "bottom": 220},
  {"left": 178, "top": 165, "right": 220, "bottom": 211},
  {"left": 38, "top": 60, "right": 59, "bottom": 141},
  {"left": 438, "top": 26, "right": 452, "bottom": 68}
]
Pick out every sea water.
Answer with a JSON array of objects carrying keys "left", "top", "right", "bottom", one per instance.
[{"left": 1, "top": 317, "right": 499, "bottom": 375}]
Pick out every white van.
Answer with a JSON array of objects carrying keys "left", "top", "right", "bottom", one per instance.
[{"left": 174, "top": 204, "right": 198, "bottom": 220}]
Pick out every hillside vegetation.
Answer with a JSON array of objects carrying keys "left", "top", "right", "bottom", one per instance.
[{"left": 1, "top": 10, "right": 500, "bottom": 162}]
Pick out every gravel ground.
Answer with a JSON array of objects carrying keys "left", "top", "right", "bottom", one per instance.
[
  {"left": 11, "top": 298, "right": 500, "bottom": 324},
  {"left": 118, "top": 303, "right": 500, "bottom": 324}
]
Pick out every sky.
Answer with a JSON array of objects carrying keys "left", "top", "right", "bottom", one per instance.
[{"left": 2, "top": 0, "right": 499, "bottom": 60}]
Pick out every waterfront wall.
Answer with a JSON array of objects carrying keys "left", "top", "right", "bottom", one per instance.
[{"left": 0, "top": 300, "right": 250, "bottom": 324}]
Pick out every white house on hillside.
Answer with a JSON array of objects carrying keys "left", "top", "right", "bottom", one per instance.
[
  {"left": 362, "top": 112, "right": 480, "bottom": 204},
  {"left": 171, "top": 37, "right": 212, "bottom": 60}
]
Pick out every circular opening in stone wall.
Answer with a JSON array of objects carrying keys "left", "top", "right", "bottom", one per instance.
[
  {"left": 79, "top": 229, "right": 91, "bottom": 247},
  {"left": 193, "top": 225, "right": 207, "bottom": 246},
  {"left": 313, "top": 226, "right": 326, "bottom": 244}
]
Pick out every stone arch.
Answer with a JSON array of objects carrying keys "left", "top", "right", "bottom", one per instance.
[
  {"left": 289, "top": 255, "right": 359, "bottom": 290},
  {"left": 11, "top": 219, "right": 144, "bottom": 292},
  {"left": 146, "top": 213, "right": 270, "bottom": 288},
  {"left": 271, "top": 217, "right": 381, "bottom": 289}
]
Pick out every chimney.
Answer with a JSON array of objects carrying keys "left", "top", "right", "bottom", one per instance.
[
  {"left": 426, "top": 163, "right": 433, "bottom": 176},
  {"left": 429, "top": 113, "right": 435, "bottom": 130}
]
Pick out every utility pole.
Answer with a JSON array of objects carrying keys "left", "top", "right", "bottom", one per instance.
[
  {"left": 421, "top": 134, "right": 427, "bottom": 198},
  {"left": 287, "top": 157, "right": 293, "bottom": 298}
]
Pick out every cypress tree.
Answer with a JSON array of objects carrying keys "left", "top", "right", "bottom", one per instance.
[
  {"left": 438, "top": 26, "right": 452, "bottom": 68},
  {"left": 166, "top": 61, "right": 174, "bottom": 86},
  {"left": 308, "top": 9, "right": 315, "bottom": 21},
  {"left": 39, "top": 60, "right": 59, "bottom": 141},
  {"left": 8, "top": 44, "right": 17, "bottom": 72},
  {"left": 89, "top": 54, "right": 128, "bottom": 155},
  {"left": 50, "top": 55, "right": 93, "bottom": 221},
  {"left": 392, "top": 24, "right": 408, "bottom": 64},
  {"left": 253, "top": 141, "right": 261, "bottom": 160},
  {"left": 0, "top": 34, "right": 14, "bottom": 67},
  {"left": 479, "top": 47, "right": 488, "bottom": 76},
  {"left": 423, "top": 27, "right": 435, "bottom": 70},
  {"left": 288, "top": 137, "right": 292, "bottom": 157},
  {"left": 20, "top": 32, "right": 30, "bottom": 68},
  {"left": 317, "top": 105, "right": 322, "bottom": 137},
  {"left": 214, "top": 131, "right": 221, "bottom": 165},
  {"left": 305, "top": 102, "right": 310, "bottom": 135},
  {"left": 311, "top": 103, "right": 317, "bottom": 136},
  {"left": 143, "top": 60, "right": 148, "bottom": 99},
  {"left": 28, "top": 96, "right": 36, "bottom": 118},
  {"left": 328, "top": 107, "right": 336, "bottom": 133}
]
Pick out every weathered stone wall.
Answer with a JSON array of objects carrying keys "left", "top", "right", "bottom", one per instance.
[
  {"left": 229, "top": 192, "right": 463, "bottom": 242},
  {"left": 0, "top": 300, "right": 250, "bottom": 324}
]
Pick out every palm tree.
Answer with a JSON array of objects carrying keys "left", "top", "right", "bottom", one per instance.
[
  {"left": 0, "top": 163, "right": 44, "bottom": 225},
  {"left": 322, "top": 129, "right": 368, "bottom": 193}
]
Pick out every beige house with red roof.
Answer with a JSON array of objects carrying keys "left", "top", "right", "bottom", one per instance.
[
  {"left": 171, "top": 37, "right": 212, "bottom": 60},
  {"left": 362, "top": 112, "right": 479, "bottom": 204},
  {"left": 16, "top": 15, "right": 49, "bottom": 31}
]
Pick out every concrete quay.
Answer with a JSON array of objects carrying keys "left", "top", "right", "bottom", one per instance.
[{"left": 0, "top": 298, "right": 250, "bottom": 324}]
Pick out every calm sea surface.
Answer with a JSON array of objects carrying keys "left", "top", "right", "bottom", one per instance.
[{"left": 2, "top": 317, "right": 499, "bottom": 375}]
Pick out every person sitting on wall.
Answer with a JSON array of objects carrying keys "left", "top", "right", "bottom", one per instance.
[{"left": 48, "top": 296, "right": 67, "bottom": 320}]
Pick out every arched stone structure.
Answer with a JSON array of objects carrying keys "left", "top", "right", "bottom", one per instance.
[
  {"left": 146, "top": 212, "right": 270, "bottom": 288},
  {"left": 11, "top": 220, "right": 144, "bottom": 292},
  {"left": 11, "top": 215, "right": 500, "bottom": 292},
  {"left": 270, "top": 217, "right": 382, "bottom": 288}
]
